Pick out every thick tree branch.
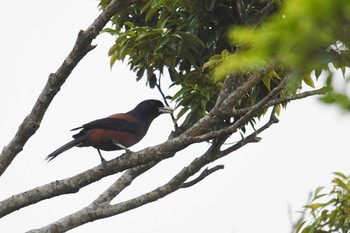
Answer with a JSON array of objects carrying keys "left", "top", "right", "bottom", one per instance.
[
  {"left": 185, "top": 70, "right": 267, "bottom": 138},
  {"left": 34, "top": 113, "right": 281, "bottom": 233},
  {"left": 0, "top": 0, "right": 143, "bottom": 177},
  {"left": 92, "top": 162, "right": 158, "bottom": 205},
  {"left": 32, "top": 111, "right": 278, "bottom": 232},
  {"left": 0, "top": 75, "right": 286, "bottom": 218},
  {"left": 28, "top": 141, "right": 224, "bottom": 232},
  {"left": 24, "top": 78, "right": 287, "bottom": 232},
  {"left": 0, "top": 150, "right": 173, "bottom": 218},
  {"left": 182, "top": 78, "right": 286, "bottom": 144}
]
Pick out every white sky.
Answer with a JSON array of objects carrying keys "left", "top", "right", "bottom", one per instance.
[{"left": 1, "top": 1, "right": 350, "bottom": 233}]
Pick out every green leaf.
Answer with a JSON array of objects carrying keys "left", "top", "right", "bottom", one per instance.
[
  {"left": 275, "top": 104, "right": 281, "bottom": 116},
  {"left": 333, "top": 171, "right": 348, "bottom": 180},
  {"left": 110, "top": 55, "right": 118, "bottom": 68},
  {"left": 141, "top": 0, "right": 153, "bottom": 13},
  {"left": 262, "top": 75, "right": 271, "bottom": 91},
  {"left": 306, "top": 203, "right": 326, "bottom": 211},
  {"left": 145, "top": 4, "right": 160, "bottom": 22},
  {"left": 148, "top": 73, "right": 157, "bottom": 88},
  {"left": 295, "top": 221, "right": 306, "bottom": 233},
  {"left": 155, "top": 36, "right": 170, "bottom": 51},
  {"left": 314, "top": 69, "right": 323, "bottom": 79},
  {"left": 175, "top": 106, "right": 189, "bottom": 122},
  {"left": 332, "top": 177, "right": 350, "bottom": 192},
  {"left": 202, "top": 59, "right": 218, "bottom": 71},
  {"left": 303, "top": 74, "right": 315, "bottom": 88},
  {"left": 124, "top": 21, "right": 135, "bottom": 28},
  {"left": 312, "top": 186, "right": 325, "bottom": 200},
  {"left": 301, "top": 225, "right": 311, "bottom": 233}
]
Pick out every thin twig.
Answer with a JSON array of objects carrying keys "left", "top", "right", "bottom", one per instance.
[
  {"left": 155, "top": 80, "right": 177, "bottom": 128},
  {"left": 220, "top": 105, "right": 279, "bottom": 157},
  {"left": 232, "top": 87, "right": 328, "bottom": 117}
]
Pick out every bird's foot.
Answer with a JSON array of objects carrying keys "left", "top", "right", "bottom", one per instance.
[
  {"left": 113, "top": 142, "right": 134, "bottom": 154},
  {"left": 123, "top": 147, "right": 133, "bottom": 154},
  {"left": 97, "top": 149, "right": 107, "bottom": 166}
]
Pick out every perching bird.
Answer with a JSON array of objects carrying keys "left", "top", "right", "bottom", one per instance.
[{"left": 46, "top": 99, "right": 173, "bottom": 162}]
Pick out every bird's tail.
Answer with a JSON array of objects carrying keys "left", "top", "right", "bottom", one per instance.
[{"left": 45, "top": 135, "right": 88, "bottom": 162}]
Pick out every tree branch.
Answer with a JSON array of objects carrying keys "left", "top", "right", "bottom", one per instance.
[
  {"left": 92, "top": 162, "right": 158, "bottom": 205},
  {"left": 28, "top": 140, "right": 226, "bottom": 232},
  {"left": 246, "top": 1, "right": 280, "bottom": 25},
  {"left": 185, "top": 70, "right": 267, "bottom": 138},
  {"left": 234, "top": 0, "right": 247, "bottom": 24},
  {"left": 0, "top": 76, "right": 286, "bottom": 219},
  {"left": 180, "top": 165, "right": 225, "bottom": 188},
  {"left": 219, "top": 105, "right": 279, "bottom": 157},
  {"left": 0, "top": 149, "right": 174, "bottom": 218},
  {"left": 0, "top": 0, "right": 143, "bottom": 177},
  {"left": 232, "top": 87, "right": 328, "bottom": 117},
  {"left": 24, "top": 78, "right": 289, "bottom": 232},
  {"left": 182, "top": 78, "right": 286, "bottom": 144}
]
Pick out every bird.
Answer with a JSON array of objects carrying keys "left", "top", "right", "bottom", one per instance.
[{"left": 46, "top": 99, "right": 173, "bottom": 162}]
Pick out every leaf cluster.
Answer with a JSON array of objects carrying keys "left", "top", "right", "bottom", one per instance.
[
  {"left": 297, "top": 172, "right": 350, "bottom": 233},
  {"left": 216, "top": 0, "right": 350, "bottom": 92},
  {"left": 99, "top": 0, "right": 283, "bottom": 129}
]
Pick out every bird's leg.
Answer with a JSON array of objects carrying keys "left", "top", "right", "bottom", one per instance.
[
  {"left": 112, "top": 142, "right": 133, "bottom": 153},
  {"left": 97, "top": 149, "right": 106, "bottom": 164}
]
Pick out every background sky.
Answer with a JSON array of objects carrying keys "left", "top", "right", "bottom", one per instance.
[{"left": 1, "top": 1, "right": 349, "bottom": 233}]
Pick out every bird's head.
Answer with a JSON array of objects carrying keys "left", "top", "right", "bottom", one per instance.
[{"left": 128, "top": 99, "right": 173, "bottom": 123}]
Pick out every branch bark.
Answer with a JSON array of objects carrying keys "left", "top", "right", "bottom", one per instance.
[
  {"left": 0, "top": 73, "right": 324, "bottom": 220},
  {"left": 27, "top": 100, "right": 281, "bottom": 232}
]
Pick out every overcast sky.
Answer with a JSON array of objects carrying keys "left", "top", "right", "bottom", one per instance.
[{"left": 1, "top": 1, "right": 350, "bottom": 233}]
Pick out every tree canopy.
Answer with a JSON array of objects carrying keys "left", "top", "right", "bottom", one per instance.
[
  {"left": 101, "top": 0, "right": 350, "bottom": 126},
  {"left": 0, "top": 0, "right": 349, "bottom": 232}
]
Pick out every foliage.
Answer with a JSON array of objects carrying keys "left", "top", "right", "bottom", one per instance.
[
  {"left": 215, "top": 0, "right": 350, "bottom": 110},
  {"left": 100, "top": 0, "right": 350, "bottom": 125},
  {"left": 98, "top": 2, "right": 350, "bottom": 229},
  {"left": 319, "top": 66, "right": 350, "bottom": 112},
  {"left": 1, "top": 0, "right": 350, "bottom": 231},
  {"left": 99, "top": 0, "right": 285, "bottom": 128},
  {"left": 297, "top": 172, "right": 350, "bottom": 233}
]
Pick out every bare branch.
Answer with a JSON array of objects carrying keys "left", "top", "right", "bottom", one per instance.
[
  {"left": 0, "top": 149, "right": 174, "bottom": 218},
  {"left": 0, "top": 76, "right": 287, "bottom": 218},
  {"left": 155, "top": 81, "right": 177, "bottom": 128},
  {"left": 183, "top": 78, "right": 286, "bottom": 144},
  {"left": 219, "top": 105, "right": 279, "bottom": 157},
  {"left": 180, "top": 165, "right": 225, "bottom": 188},
  {"left": 24, "top": 80, "right": 291, "bottom": 232},
  {"left": 232, "top": 87, "right": 328, "bottom": 117},
  {"left": 92, "top": 162, "right": 158, "bottom": 205},
  {"left": 29, "top": 141, "right": 226, "bottom": 232},
  {"left": 0, "top": 0, "right": 143, "bottom": 177}
]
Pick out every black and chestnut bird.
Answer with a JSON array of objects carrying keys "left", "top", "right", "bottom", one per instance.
[{"left": 46, "top": 99, "right": 173, "bottom": 162}]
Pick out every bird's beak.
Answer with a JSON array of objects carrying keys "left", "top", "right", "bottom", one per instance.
[{"left": 158, "top": 106, "right": 173, "bottom": 114}]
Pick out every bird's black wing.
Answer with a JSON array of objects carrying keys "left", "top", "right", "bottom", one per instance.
[{"left": 71, "top": 118, "right": 140, "bottom": 133}]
